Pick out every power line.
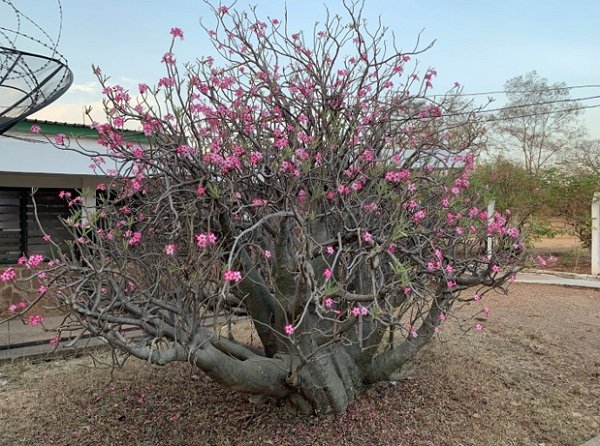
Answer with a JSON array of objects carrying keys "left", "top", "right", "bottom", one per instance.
[
  {"left": 420, "top": 95, "right": 600, "bottom": 120},
  {"left": 472, "top": 94, "right": 600, "bottom": 115},
  {"left": 481, "top": 103, "right": 600, "bottom": 123},
  {"left": 444, "top": 83, "right": 600, "bottom": 98}
]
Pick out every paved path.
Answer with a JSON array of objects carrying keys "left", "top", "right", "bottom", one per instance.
[{"left": 516, "top": 270, "right": 600, "bottom": 289}]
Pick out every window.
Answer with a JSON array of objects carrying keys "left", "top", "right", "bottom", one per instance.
[{"left": 0, "top": 188, "right": 71, "bottom": 263}]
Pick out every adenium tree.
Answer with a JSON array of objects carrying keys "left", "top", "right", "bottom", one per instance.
[{"left": 4, "top": 2, "right": 525, "bottom": 414}]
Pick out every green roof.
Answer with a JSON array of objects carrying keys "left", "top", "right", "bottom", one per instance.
[{"left": 11, "top": 118, "right": 146, "bottom": 143}]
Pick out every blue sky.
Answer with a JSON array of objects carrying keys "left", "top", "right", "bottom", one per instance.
[{"left": 8, "top": 0, "right": 600, "bottom": 136}]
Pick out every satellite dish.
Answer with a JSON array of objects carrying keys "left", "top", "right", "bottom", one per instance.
[{"left": 0, "top": 0, "right": 73, "bottom": 134}]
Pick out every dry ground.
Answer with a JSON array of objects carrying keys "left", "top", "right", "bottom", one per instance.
[{"left": 0, "top": 283, "right": 598, "bottom": 446}]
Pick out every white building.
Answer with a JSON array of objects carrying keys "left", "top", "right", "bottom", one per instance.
[{"left": 0, "top": 119, "right": 112, "bottom": 263}]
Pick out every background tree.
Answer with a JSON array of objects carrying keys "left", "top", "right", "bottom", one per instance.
[
  {"left": 570, "top": 138, "right": 600, "bottom": 172},
  {"left": 546, "top": 168, "right": 600, "bottom": 247},
  {"left": 2, "top": 2, "right": 524, "bottom": 414},
  {"left": 492, "top": 71, "right": 584, "bottom": 174},
  {"left": 468, "top": 157, "right": 550, "bottom": 228}
]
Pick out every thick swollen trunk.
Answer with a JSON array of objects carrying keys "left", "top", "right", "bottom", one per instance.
[{"left": 286, "top": 347, "right": 364, "bottom": 414}]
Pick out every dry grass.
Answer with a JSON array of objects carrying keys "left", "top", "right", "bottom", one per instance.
[{"left": 0, "top": 283, "right": 599, "bottom": 446}]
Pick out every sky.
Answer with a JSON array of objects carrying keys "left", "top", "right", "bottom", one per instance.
[{"left": 5, "top": 0, "right": 600, "bottom": 137}]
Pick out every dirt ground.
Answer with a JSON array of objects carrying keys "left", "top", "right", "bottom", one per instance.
[
  {"left": 0, "top": 282, "right": 598, "bottom": 446},
  {"left": 530, "top": 222, "right": 592, "bottom": 274}
]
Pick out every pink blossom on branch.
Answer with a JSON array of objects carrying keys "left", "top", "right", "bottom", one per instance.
[
  {"left": 28, "top": 315, "right": 44, "bottom": 326},
  {"left": 170, "top": 27, "right": 184, "bottom": 39},
  {"left": 0, "top": 268, "right": 16, "bottom": 282},
  {"left": 223, "top": 270, "right": 242, "bottom": 283}
]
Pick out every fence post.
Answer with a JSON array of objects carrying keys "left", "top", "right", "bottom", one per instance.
[
  {"left": 487, "top": 200, "right": 495, "bottom": 257},
  {"left": 592, "top": 192, "right": 600, "bottom": 276}
]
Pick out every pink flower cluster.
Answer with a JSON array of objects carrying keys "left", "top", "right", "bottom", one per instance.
[
  {"left": 25, "top": 254, "right": 44, "bottom": 268},
  {"left": 170, "top": 27, "right": 184, "bottom": 39},
  {"left": 351, "top": 306, "right": 368, "bottom": 317},
  {"left": 8, "top": 301, "right": 27, "bottom": 313},
  {"left": 1, "top": 268, "right": 17, "bottom": 282},
  {"left": 384, "top": 169, "right": 411, "bottom": 183},
  {"left": 28, "top": 315, "right": 44, "bottom": 326},
  {"left": 223, "top": 270, "right": 242, "bottom": 283},
  {"left": 127, "top": 231, "right": 143, "bottom": 246},
  {"left": 195, "top": 232, "right": 217, "bottom": 248}
]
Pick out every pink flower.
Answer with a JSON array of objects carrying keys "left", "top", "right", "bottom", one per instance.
[
  {"left": 196, "top": 185, "right": 206, "bottom": 196},
  {"left": 8, "top": 304, "right": 17, "bottom": 313},
  {"left": 1, "top": 268, "right": 16, "bottom": 282},
  {"left": 446, "top": 280, "right": 457, "bottom": 289},
  {"left": 507, "top": 227, "right": 520, "bottom": 239},
  {"left": 49, "top": 335, "right": 60, "bottom": 346},
  {"left": 223, "top": 270, "right": 242, "bottom": 283},
  {"left": 326, "top": 246, "right": 335, "bottom": 255},
  {"left": 362, "top": 231, "right": 373, "bottom": 243},
  {"left": 351, "top": 306, "right": 368, "bottom": 317},
  {"left": 535, "top": 256, "right": 547, "bottom": 268},
  {"left": 28, "top": 315, "right": 44, "bottom": 326},
  {"left": 324, "top": 297, "right": 334, "bottom": 309},
  {"left": 138, "top": 83, "right": 149, "bottom": 94},
  {"left": 263, "top": 250, "right": 272, "bottom": 259},
  {"left": 38, "top": 285, "right": 48, "bottom": 295},
  {"left": 170, "top": 27, "right": 184, "bottom": 39},
  {"left": 158, "top": 76, "right": 175, "bottom": 89},
  {"left": 248, "top": 151, "right": 263, "bottom": 165},
  {"left": 30, "top": 124, "right": 41, "bottom": 134},
  {"left": 483, "top": 306, "right": 490, "bottom": 316},
  {"left": 26, "top": 254, "right": 44, "bottom": 268},
  {"left": 218, "top": 5, "right": 229, "bottom": 14},
  {"left": 195, "top": 233, "right": 217, "bottom": 249},
  {"left": 42, "top": 234, "right": 52, "bottom": 242},
  {"left": 162, "top": 52, "right": 176, "bottom": 65},
  {"left": 323, "top": 268, "right": 333, "bottom": 280},
  {"left": 475, "top": 323, "right": 484, "bottom": 332},
  {"left": 164, "top": 244, "right": 177, "bottom": 256},
  {"left": 128, "top": 231, "right": 142, "bottom": 246},
  {"left": 439, "top": 313, "right": 446, "bottom": 322},
  {"left": 284, "top": 324, "right": 295, "bottom": 336},
  {"left": 413, "top": 210, "right": 427, "bottom": 222},
  {"left": 473, "top": 293, "right": 481, "bottom": 301},
  {"left": 491, "top": 264, "right": 501, "bottom": 273},
  {"left": 54, "top": 134, "right": 65, "bottom": 145}
]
